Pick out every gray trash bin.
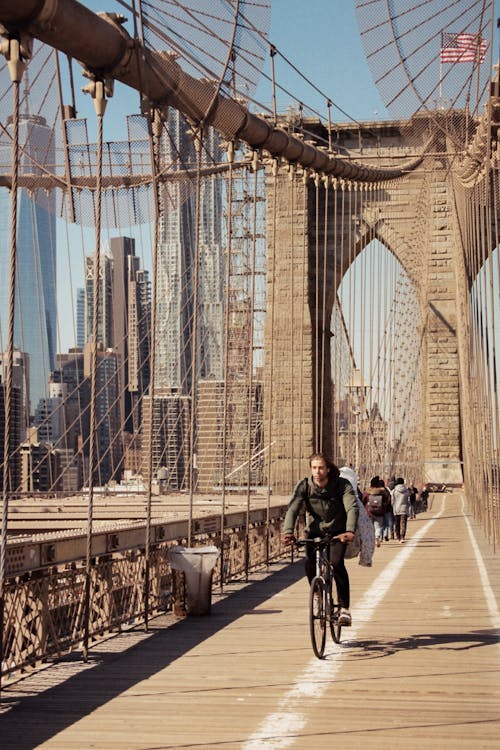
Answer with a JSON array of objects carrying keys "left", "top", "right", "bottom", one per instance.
[{"left": 168, "top": 545, "right": 220, "bottom": 615}]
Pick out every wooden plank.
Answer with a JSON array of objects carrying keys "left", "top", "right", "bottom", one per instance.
[{"left": 2, "top": 494, "right": 499, "bottom": 749}]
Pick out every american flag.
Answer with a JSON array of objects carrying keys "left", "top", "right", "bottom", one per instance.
[{"left": 440, "top": 32, "right": 488, "bottom": 63}]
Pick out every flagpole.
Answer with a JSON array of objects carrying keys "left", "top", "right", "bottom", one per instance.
[
  {"left": 439, "top": 57, "right": 443, "bottom": 105},
  {"left": 439, "top": 32, "right": 444, "bottom": 108},
  {"left": 474, "top": 34, "right": 481, "bottom": 116}
]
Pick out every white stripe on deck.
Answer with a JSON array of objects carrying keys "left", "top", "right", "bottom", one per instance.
[
  {"left": 243, "top": 495, "right": 500, "bottom": 748},
  {"left": 461, "top": 496, "right": 500, "bottom": 631},
  {"left": 243, "top": 501, "right": 446, "bottom": 749}
]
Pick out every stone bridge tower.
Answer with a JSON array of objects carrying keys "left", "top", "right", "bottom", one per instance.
[{"left": 264, "top": 116, "right": 464, "bottom": 493}]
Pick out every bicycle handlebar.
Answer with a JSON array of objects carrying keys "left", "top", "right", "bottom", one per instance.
[{"left": 295, "top": 535, "right": 335, "bottom": 549}]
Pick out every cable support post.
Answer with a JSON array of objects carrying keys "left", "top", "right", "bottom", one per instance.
[
  {"left": 0, "top": 30, "right": 31, "bottom": 83},
  {"left": 82, "top": 72, "right": 113, "bottom": 117},
  {"left": 225, "top": 140, "right": 235, "bottom": 164},
  {"left": 151, "top": 105, "right": 164, "bottom": 140},
  {"left": 288, "top": 162, "right": 296, "bottom": 181},
  {"left": 192, "top": 125, "right": 203, "bottom": 158},
  {"left": 251, "top": 149, "right": 260, "bottom": 173}
]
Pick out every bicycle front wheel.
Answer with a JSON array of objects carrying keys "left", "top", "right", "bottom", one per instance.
[{"left": 309, "top": 576, "right": 326, "bottom": 658}]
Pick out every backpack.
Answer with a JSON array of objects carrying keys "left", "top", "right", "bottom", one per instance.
[{"left": 367, "top": 494, "right": 384, "bottom": 515}]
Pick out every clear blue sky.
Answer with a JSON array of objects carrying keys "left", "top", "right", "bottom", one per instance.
[{"left": 254, "top": 0, "right": 387, "bottom": 122}]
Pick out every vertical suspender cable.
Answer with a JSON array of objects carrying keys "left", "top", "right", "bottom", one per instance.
[
  {"left": 220, "top": 141, "right": 234, "bottom": 589},
  {"left": 314, "top": 173, "right": 320, "bottom": 447},
  {"left": 143, "top": 107, "right": 161, "bottom": 627},
  {"left": 482, "top": 82, "right": 498, "bottom": 549},
  {"left": 187, "top": 128, "right": 203, "bottom": 546},
  {"left": 244, "top": 151, "right": 259, "bottom": 580},
  {"left": 133, "top": 3, "right": 157, "bottom": 606},
  {"left": 83, "top": 79, "right": 106, "bottom": 662},
  {"left": 265, "top": 158, "right": 278, "bottom": 565},
  {"left": 489, "top": 149, "right": 500, "bottom": 549},
  {"left": 347, "top": 182, "right": 356, "bottom": 469},
  {"left": 299, "top": 169, "right": 308, "bottom": 464},
  {"left": 287, "top": 164, "right": 296, "bottom": 477},
  {"left": 0, "top": 37, "right": 24, "bottom": 695},
  {"left": 470, "top": 182, "right": 486, "bottom": 532},
  {"left": 319, "top": 176, "right": 329, "bottom": 451},
  {"left": 289, "top": 165, "right": 295, "bottom": 475},
  {"left": 331, "top": 178, "right": 339, "bottom": 458}
]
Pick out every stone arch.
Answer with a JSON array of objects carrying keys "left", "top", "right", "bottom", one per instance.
[{"left": 263, "top": 154, "right": 464, "bottom": 492}]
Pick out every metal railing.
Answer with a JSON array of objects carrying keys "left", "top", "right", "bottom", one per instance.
[{"left": 1, "top": 504, "right": 293, "bottom": 681}]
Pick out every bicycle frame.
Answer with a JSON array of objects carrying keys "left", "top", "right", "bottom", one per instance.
[{"left": 296, "top": 537, "right": 342, "bottom": 658}]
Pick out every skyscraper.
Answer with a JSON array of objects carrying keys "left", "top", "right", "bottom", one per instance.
[
  {"left": 151, "top": 111, "right": 225, "bottom": 490},
  {"left": 156, "top": 110, "right": 225, "bottom": 390},
  {"left": 84, "top": 236, "right": 151, "bottom": 435},
  {"left": 76, "top": 287, "right": 85, "bottom": 349},
  {"left": 0, "top": 113, "right": 56, "bottom": 416}
]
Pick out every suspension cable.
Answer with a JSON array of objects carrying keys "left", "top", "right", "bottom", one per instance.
[
  {"left": 143, "top": 105, "right": 161, "bottom": 628},
  {"left": 187, "top": 127, "right": 203, "bottom": 546},
  {"left": 220, "top": 139, "right": 234, "bottom": 590},
  {"left": 0, "top": 32, "right": 26, "bottom": 697},
  {"left": 265, "top": 157, "right": 278, "bottom": 562},
  {"left": 83, "top": 76, "right": 108, "bottom": 662}
]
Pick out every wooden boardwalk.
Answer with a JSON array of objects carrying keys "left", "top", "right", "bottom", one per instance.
[{"left": 2, "top": 492, "right": 500, "bottom": 749}]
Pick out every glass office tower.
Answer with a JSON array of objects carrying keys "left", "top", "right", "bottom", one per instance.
[{"left": 0, "top": 113, "right": 56, "bottom": 418}]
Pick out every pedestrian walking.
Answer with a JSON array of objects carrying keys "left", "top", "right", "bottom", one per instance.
[
  {"left": 391, "top": 477, "right": 410, "bottom": 542},
  {"left": 380, "top": 478, "right": 395, "bottom": 540},
  {"left": 339, "top": 466, "right": 375, "bottom": 566},
  {"left": 420, "top": 485, "right": 429, "bottom": 511},
  {"left": 408, "top": 484, "right": 418, "bottom": 519},
  {"left": 362, "top": 475, "right": 391, "bottom": 547}
]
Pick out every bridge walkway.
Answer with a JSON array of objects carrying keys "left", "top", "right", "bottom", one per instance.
[{"left": 2, "top": 493, "right": 500, "bottom": 749}]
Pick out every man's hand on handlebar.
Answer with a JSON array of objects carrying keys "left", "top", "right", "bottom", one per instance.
[
  {"left": 333, "top": 531, "right": 355, "bottom": 544},
  {"left": 282, "top": 533, "right": 296, "bottom": 546}
]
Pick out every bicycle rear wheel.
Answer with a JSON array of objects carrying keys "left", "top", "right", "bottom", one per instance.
[
  {"left": 329, "top": 585, "right": 342, "bottom": 644},
  {"left": 309, "top": 576, "right": 326, "bottom": 658}
]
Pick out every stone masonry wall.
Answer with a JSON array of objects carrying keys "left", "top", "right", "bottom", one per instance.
[{"left": 422, "top": 162, "right": 462, "bottom": 484}]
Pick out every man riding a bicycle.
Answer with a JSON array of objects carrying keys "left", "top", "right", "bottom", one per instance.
[{"left": 282, "top": 452, "right": 358, "bottom": 626}]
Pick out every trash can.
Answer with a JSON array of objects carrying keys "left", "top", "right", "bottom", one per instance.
[{"left": 168, "top": 545, "right": 220, "bottom": 615}]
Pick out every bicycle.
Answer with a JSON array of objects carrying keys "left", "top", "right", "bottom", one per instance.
[{"left": 296, "top": 536, "right": 342, "bottom": 658}]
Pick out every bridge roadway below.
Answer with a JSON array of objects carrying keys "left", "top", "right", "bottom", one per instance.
[{"left": 2, "top": 492, "right": 500, "bottom": 749}]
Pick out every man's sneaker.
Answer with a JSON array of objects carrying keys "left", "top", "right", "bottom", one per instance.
[{"left": 338, "top": 608, "right": 352, "bottom": 626}]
